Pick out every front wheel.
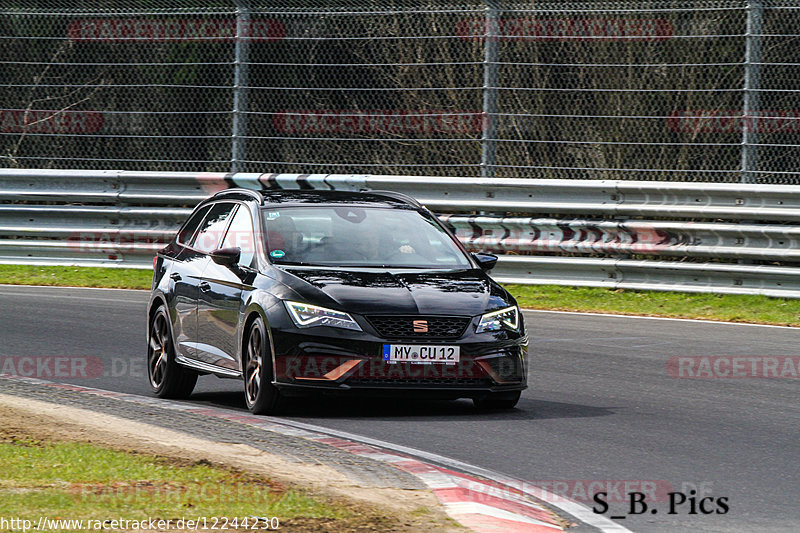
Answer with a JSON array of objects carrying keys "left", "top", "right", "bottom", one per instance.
[
  {"left": 473, "top": 390, "right": 521, "bottom": 410},
  {"left": 243, "top": 316, "right": 281, "bottom": 415},
  {"left": 148, "top": 306, "right": 197, "bottom": 399}
]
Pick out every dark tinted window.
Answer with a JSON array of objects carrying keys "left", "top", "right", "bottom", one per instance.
[
  {"left": 190, "top": 202, "right": 236, "bottom": 253},
  {"left": 260, "top": 206, "right": 470, "bottom": 268},
  {"left": 176, "top": 205, "right": 211, "bottom": 245},
  {"left": 221, "top": 205, "right": 255, "bottom": 267}
]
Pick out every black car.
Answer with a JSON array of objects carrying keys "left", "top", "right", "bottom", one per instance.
[{"left": 147, "top": 188, "right": 527, "bottom": 414}]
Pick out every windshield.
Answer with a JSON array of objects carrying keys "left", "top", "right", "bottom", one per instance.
[{"left": 260, "top": 206, "right": 471, "bottom": 269}]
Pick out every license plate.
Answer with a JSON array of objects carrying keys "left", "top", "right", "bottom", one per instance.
[{"left": 382, "top": 344, "right": 460, "bottom": 364}]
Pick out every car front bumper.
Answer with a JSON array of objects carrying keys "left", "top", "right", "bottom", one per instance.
[{"left": 269, "top": 324, "right": 528, "bottom": 396}]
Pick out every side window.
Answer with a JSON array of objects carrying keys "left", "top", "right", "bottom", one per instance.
[
  {"left": 221, "top": 205, "right": 255, "bottom": 267},
  {"left": 191, "top": 202, "right": 236, "bottom": 253},
  {"left": 177, "top": 205, "right": 211, "bottom": 245}
]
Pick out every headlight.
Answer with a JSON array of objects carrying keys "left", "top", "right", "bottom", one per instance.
[
  {"left": 284, "top": 301, "right": 362, "bottom": 331},
  {"left": 476, "top": 306, "right": 519, "bottom": 333}
]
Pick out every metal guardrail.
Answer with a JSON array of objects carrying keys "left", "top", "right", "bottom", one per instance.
[
  {"left": 439, "top": 216, "right": 800, "bottom": 261},
  {"left": 2, "top": 169, "right": 800, "bottom": 298},
  {"left": 491, "top": 257, "right": 800, "bottom": 299}
]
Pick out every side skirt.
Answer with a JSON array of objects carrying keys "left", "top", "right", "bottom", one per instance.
[{"left": 175, "top": 355, "right": 242, "bottom": 379}]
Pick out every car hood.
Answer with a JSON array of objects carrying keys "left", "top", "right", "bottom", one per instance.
[{"left": 272, "top": 267, "right": 511, "bottom": 316}]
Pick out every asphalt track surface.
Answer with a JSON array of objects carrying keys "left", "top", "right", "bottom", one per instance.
[{"left": 0, "top": 285, "right": 798, "bottom": 533}]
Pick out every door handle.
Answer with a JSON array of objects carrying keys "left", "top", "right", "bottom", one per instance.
[
  {"left": 170, "top": 272, "right": 182, "bottom": 281},
  {"left": 199, "top": 281, "right": 211, "bottom": 292}
]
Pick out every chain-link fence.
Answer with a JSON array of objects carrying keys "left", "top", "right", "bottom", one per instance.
[{"left": 2, "top": 1, "right": 800, "bottom": 182}]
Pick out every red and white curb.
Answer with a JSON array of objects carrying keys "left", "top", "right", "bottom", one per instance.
[
  {"left": 1, "top": 375, "right": 630, "bottom": 532},
  {"left": 311, "top": 438, "right": 564, "bottom": 532}
]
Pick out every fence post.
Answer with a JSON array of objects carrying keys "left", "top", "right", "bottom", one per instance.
[
  {"left": 231, "top": 1, "right": 251, "bottom": 173},
  {"left": 480, "top": 0, "right": 499, "bottom": 178},
  {"left": 741, "top": 0, "right": 763, "bottom": 184}
]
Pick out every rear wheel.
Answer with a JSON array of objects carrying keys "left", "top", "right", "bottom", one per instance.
[
  {"left": 243, "top": 316, "right": 281, "bottom": 415},
  {"left": 473, "top": 390, "right": 521, "bottom": 410},
  {"left": 148, "top": 306, "right": 197, "bottom": 399}
]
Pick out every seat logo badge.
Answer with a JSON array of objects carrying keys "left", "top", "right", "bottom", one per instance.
[{"left": 413, "top": 320, "right": 428, "bottom": 333}]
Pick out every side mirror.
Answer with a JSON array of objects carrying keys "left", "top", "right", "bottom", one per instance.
[
  {"left": 210, "top": 247, "right": 241, "bottom": 266},
  {"left": 472, "top": 253, "right": 498, "bottom": 271}
]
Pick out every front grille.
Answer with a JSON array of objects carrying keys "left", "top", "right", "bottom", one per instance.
[
  {"left": 347, "top": 377, "right": 493, "bottom": 387},
  {"left": 367, "top": 315, "right": 470, "bottom": 339}
]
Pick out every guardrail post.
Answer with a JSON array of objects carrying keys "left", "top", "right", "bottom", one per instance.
[
  {"left": 741, "top": 0, "right": 763, "bottom": 184},
  {"left": 480, "top": 0, "right": 499, "bottom": 179},
  {"left": 231, "top": 1, "right": 251, "bottom": 173}
]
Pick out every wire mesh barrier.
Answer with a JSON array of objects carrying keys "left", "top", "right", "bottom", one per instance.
[{"left": 2, "top": 0, "right": 800, "bottom": 182}]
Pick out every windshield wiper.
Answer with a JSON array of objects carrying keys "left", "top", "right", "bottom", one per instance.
[
  {"left": 275, "top": 261, "right": 327, "bottom": 267},
  {"left": 330, "top": 264, "right": 441, "bottom": 269}
]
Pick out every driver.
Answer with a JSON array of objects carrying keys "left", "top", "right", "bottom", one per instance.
[
  {"left": 331, "top": 218, "right": 419, "bottom": 263},
  {"left": 332, "top": 221, "right": 395, "bottom": 262}
]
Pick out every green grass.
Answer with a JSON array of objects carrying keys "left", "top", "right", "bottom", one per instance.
[
  {"left": 0, "top": 438, "right": 348, "bottom": 523},
  {"left": 507, "top": 284, "right": 800, "bottom": 326},
  {"left": 0, "top": 265, "right": 152, "bottom": 289},
  {"left": 0, "top": 265, "right": 797, "bottom": 326}
]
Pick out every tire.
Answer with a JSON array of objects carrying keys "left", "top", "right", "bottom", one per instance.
[
  {"left": 243, "top": 316, "right": 281, "bottom": 415},
  {"left": 147, "top": 305, "right": 197, "bottom": 399},
  {"left": 473, "top": 390, "right": 521, "bottom": 410}
]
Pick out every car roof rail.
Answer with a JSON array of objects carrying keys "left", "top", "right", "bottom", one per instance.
[
  {"left": 365, "top": 189, "right": 424, "bottom": 209},
  {"left": 212, "top": 188, "right": 264, "bottom": 203}
]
